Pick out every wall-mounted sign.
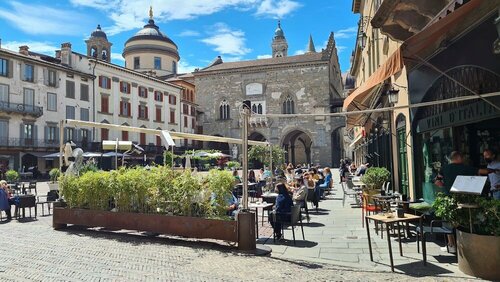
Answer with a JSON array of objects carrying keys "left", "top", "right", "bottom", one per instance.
[
  {"left": 417, "top": 100, "right": 500, "bottom": 132},
  {"left": 245, "top": 83, "right": 263, "bottom": 95}
]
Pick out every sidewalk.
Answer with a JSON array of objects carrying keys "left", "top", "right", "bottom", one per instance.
[{"left": 258, "top": 170, "right": 471, "bottom": 278}]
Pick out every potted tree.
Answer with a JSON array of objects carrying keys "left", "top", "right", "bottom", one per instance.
[
  {"left": 361, "top": 167, "right": 391, "bottom": 201},
  {"left": 5, "top": 169, "right": 19, "bottom": 183},
  {"left": 433, "top": 193, "right": 500, "bottom": 280},
  {"left": 48, "top": 168, "right": 61, "bottom": 191}
]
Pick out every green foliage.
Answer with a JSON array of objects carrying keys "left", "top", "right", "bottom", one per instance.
[
  {"left": 226, "top": 161, "right": 241, "bottom": 169},
  {"left": 49, "top": 168, "right": 61, "bottom": 183},
  {"left": 361, "top": 167, "right": 390, "bottom": 189},
  {"left": 5, "top": 170, "right": 19, "bottom": 182},
  {"left": 59, "top": 166, "right": 235, "bottom": 220},
  {"left": 79, "top": 161, "right": 99, "bottom": 175},
  {"left": 163, "top": 151, "right": 178, "bottom": 167},
  {"left": 248, "top": 145, "right": 285, "bottom": 168},
  {"left": 185, "top": 149, "right": 221, "bottom": 161},
  {"left": 433, "top": 193, "right": 500, "bottom": 236}
]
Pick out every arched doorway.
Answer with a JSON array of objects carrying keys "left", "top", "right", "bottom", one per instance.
[
  {"left": 281, "top": 130, "right": 312, "bottom": 165},
  {"left": 249, "top": 131, "right": 267, "bottom": 168},
  {"left": 21, "top": 153, "right": 37, "bottom": 172},
  {"left": 331, "top": 126, "right": 345, "bottom": 167}
]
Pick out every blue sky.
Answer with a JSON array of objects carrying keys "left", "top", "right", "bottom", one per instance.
[{"left": 0, "top": 0, "right": 358, "bottom": 73}]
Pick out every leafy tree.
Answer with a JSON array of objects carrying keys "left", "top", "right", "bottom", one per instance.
[{"left": 248, "top": 145, "right": 285, "bottom": 169}]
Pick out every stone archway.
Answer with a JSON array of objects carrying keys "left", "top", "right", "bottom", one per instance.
[
  {"left": 281, "top": 129, "right": 312, "bottom": 165},
  {"left": 331, "top": 126, "right": 345, "bottom": 168}
]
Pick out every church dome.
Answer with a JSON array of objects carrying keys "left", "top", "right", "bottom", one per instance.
[
  {"left": 125, "top": 19, "right": 177, "bottom": 47},
  {"left": 91, "top": 24, "right": 107, "bottom": 39},
  {"left": 274, "top": 20, "right": 285, "bottom": 39}
]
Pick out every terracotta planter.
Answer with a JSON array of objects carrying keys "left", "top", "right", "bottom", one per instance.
[
  {"left": 53, "top": 207, "right": 238, "bottom": 242},
  {"left": 457, "top": 229, "right": 500, "bottom": 280}
]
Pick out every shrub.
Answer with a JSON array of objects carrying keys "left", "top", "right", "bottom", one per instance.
[
  {"left": 226, "top": 161, "right": 241, "bottom": 169},
  {"left": 49, "top": 168, "right": 61, "bottom": 183},
  {"left": 361, "top": 167, "right": 390, "bottom": 189},
  {"left": 5, "top": 170, "right": 19, "bottom": 182}
]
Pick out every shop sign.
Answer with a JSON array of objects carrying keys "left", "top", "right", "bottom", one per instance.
[{"left": 417, "top": 100, "right": 500, "bottom": 132}]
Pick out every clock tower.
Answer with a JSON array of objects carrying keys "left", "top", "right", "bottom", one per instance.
[{"left": 272, "top": 20, "right": 288, "bottom": 58}]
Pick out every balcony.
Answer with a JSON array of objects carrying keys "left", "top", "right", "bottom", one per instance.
[
  {"left": 0, "top": 101, "right": 43, "bottom": 117},
  {"left": 0, "top": 138, "right": 59, "bottom": 148},
  {"left": 239, "top": 116, "right": 269, "bottom": 128}
]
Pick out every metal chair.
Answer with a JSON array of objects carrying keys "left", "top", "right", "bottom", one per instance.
[
  {"left": 416, "top": 220, "right": 455, "bottom": 261},
  {"left": 273, "top": 205, "right": 305, "bottom": 245},
  {"left": 341, "top": 182, "right": 360, "bottom": 207}
]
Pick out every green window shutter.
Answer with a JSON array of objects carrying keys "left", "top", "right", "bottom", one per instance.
[{"left": 44, "top": 126, "right": 48, "bottom": 142}]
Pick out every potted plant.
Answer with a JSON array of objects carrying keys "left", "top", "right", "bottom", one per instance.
[
  {"left": 226, "top": 161, "right": 241, "bottom": 170},
  {"left": 433, "top": 193, "right": 500, "bottom": 280},
  {"left": 5, "top": 169, "right": 19, "bottom": 183},
  {"left": 361, "top": 167, "right": 390, "bottom": 190},
  {"left": 48, "top": 168, "right": 61, "bottom": 191}
]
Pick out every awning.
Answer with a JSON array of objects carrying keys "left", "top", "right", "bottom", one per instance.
[{"left": 343, "top": 49, "right": 404, "bottom": 126}]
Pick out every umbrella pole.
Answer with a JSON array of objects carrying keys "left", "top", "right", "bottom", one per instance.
[{"left": 242, "top": 107, "right": 249, "bottom": 210}]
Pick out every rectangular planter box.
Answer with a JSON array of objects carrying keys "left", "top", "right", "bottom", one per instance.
[{"left": 53, "top": 207, "right": 238, "bottom": 242}]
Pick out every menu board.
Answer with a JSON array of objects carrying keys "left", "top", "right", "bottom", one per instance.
[{"left": 450, "top": 176, "right": 487, "bottom": 195}]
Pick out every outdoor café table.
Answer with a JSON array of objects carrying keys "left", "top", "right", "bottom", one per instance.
[
  {"left": 248, "top": 202, "right": 274, "bottom": 238},
  {"left": 365, "top": 213, "right": 424, "bottom": 272},
  {"left": 236, "top": 182, "right": 258, "bottom": 200}
]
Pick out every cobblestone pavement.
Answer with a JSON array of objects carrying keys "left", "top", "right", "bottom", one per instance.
[{"left": 0, "top": 180, "right": 479, "bottom": 281}]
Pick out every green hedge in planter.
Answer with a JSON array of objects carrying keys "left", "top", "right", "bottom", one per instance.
[
  {"left": 59, "top": 167, "right": 235, "bottom": 219},
  {"left": 6, "top": 170, "right": 19, "bottom": 182},
  {"left": 361, "top": 167, "right": 390, "bottom": 190}
]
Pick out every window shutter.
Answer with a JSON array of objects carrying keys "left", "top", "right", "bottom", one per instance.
[
  {"left": 127, "top": 84, "right": 130, "bottom": 94},
  {"left": 20, "top": 124, "right": 24, "bottom": 139},
  {"left": 55, "top": 126, "right": 60, "bottom": 141},
  {"left": 127, "top": 103, "right": 131, "bottom": 116},
  {"left": 63, "top": 128, "right": 68, "bottom": 142},
  {"left": 7, "top": 60, "right": 13, "bottom": 78},
  {"left": 99, "top": 76, "right": 102, "bottom": 87},
  {"left": 77, "top": 129, "right": 82, "bottom": 142},
  {"left": 20, "top": 64, "right": 26, "bottom": 80},
  {"left": 138, "top": 105, "right": 141, "bottom": 118},
  {"left": 145, "top": 89, "right": 148, "bottom": 98},
  {"left": 44, "top": 126, "right": 48, "bottom": 142},
  {"left": 145, "top": 106, "right": 148, "bottom": 119},
  {"left": 55, "top": 71, "right": 60, "bottom": 88},
  {"left": 33, "top": 125, "right": 38, "bottom": 141},
  {"left": 119, "top": 82, "right": 123, "bottom": 92},
  {"left": 119, "top": 101, "right": 123, "bottom": 115},
  {"left": 33, "top": 66, "right": 37, "bottom": 83},
  {"left": 43, "top": 68, "right": 49, "bottom": 86}
]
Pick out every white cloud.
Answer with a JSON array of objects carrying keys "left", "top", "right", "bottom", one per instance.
[
  {"left": 177, "top": 60, "right": 201, "bottom": 74},
  {"left": 336, "top": 46, "right": 347, "bottom": 53},
  {"left": 110, "top": 52, "right": 125, "bottom": 62},
  {"left": 335, "top": 26, "right": 358, "bottom": 39},
  {"left": 0, "top": 1, "right": 89, "bottom": 35},
  {"left": 255, "top": 0, "right": 301, "bottom": 18},
  {"left": 257, "top": 54, "right": 272, "bottom": 59},
  {"left": 178, "top": 30, "right": 201, "bottom": 37},
  {"left": 201, "top": 23, "right": 251, "bottom": 56},
  {"left": 70, "top": 0, "right": 300, "bottom": 35},
  {"left": 1, "top": 41, "right": 58, "bottom": 55}
]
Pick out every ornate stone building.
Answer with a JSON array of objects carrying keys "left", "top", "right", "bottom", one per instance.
[{"left": 194, "top": 22, "right": 345, "bottom": 166}]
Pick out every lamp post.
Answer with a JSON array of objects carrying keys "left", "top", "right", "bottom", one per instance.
[{"left": 241, "top": 100, "right": 251, "bottom": 210}]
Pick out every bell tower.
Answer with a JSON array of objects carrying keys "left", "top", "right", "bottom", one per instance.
[
  {"left": 85, "top": 24, "right": 112, "bottom": 62},
  {"left": 272, "top": 20, "right": 288, "bottom": 58}
]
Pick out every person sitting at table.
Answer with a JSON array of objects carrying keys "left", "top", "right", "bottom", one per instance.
[
  {"left": 232, "top": 170, "right": 241, "bottom": 185},
  {"left": 0, "top": 180, "right": 12, "bottom": 221},
  {"left": 315, "top": 167, "right": 332, "bottom": 200},
  {"left": 248, "top": 170, "right": 257, "bottom": 183},
  {"left": 292, "top": 174, "right": 307, "bottom": 203},
  {"left": 270, "top": 183, "right": 293, "bottom": 240},
  {"left": 356, "top": 163, "right": 369, "bottom": 176},
  {"left": 349, "top": 163, "right": 357, "bottom": 174},
  {"left": 304, "top": 172, "right": 316, "bottom": 190},
  {"left": 211, "top": 191, "right": 239, "bottom": 217},
  {"left": 285, "top": 164, "right": 294, "bottom": 183}
]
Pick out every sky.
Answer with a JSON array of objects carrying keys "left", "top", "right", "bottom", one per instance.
[{"left": 0, "top": 0, "right": 359, "bottom": 73}]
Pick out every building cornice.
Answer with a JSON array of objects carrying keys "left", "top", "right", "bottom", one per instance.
[{"left": 194, "top": 60, "right": 328, "bottom": 77}]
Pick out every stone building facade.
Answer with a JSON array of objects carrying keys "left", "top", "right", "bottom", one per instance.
[{"left": 195, "top": 23, "right": 344, "bottom": 166}]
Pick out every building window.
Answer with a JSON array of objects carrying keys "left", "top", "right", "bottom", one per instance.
[
  {"left": 184, "top": 116, "right": 188, "bottom": 128},
  {"left": 80, "top": 108, "right": 90, "bottom": 121},
  {"left": 47, "top": 93, "right": 57, "bottom": 111},
  {"left": 0, "top": 84, "right": 9, "bottom": 103},
  {"left": 190, "top": 107, "right": 195, "bottom": 116},
  {"left": 172, "top": 61, "right": 177, "bottom": 74},
  {"left": 66, "top": 81, "right": 75, "bottom": 98},
  {"left": 170, "top": 110, "right": 175, "bottom": 124},
  {"left": 101, "top": 128, "right": 109, "bottom": 140},
  {"left": 47, "top": 126, "right": 57, "bottom": 142},
  {"left": 219, "top": 100, "right": 230, "bottom": 120},
  {"left": 66, "top": 106, "right": 75, "bottom": 119},
  {"left": 282, "top": 95, "right": 294, "bottom": 114},
  {"left": 139, "top": 86, "right": 148, "bottom": 98},
  {"left": 169, "top": 95, "right": 177, "bottom": 105},
  {"left": 183, "top": 104, "right": 189, "bottom": 115},
  {"left": 65, "top": 128, "right": 75, "bottom": 142},
  {"left": 120, "top": 81, "right": 130, "bottom": 94},
  {"left": 23, "top": 88, "right": 34, "bottom": 107},
  {"left": 0, "top": 120, "right": 8, "bottom": 143},
  {"left": 119, "top": 100, "right": 131, "bottom": 116},
  {"left": 154, "top": 57, "right": 161, "bottom": 70},
  {"left": 155, "top": 107, "right": 162, "bottom": 122},
  {"left": 98, "top": 76, "right": 111, "bottom": 89},
  {"left": 122, "top": 130, "right": 128, "bottom": 141},
  {"left": 101, "top": 96, "right": 109, "bottom": 113},
  {"left": 140, "top": 132, "right": 146, "bottom": 145},
  {"left": 0, "top": 58, "right": 8, "bottom": 77},
  {"left": 81, "top": 129, "right": 89, "bottom": 143},
  {"left": 258, "top": 104, "right": 263, "bottom": 114},
  {"left": 138, "top": 104, "right": 148, "bottom": 119},
  {"left": 191, "top": 118, "right": 195, "bottom": 129},
  {"left": 23, "top": 64, "right": 34, "bottom": 82},
  {"left": 48, "top": 70, "right": 57, "bottom": 87},
  {"left": 24, "top": 124, "right": 34, "bottom": 144},
  {"left": 154, "top": 91, "right": 163, "bottom": 102},
  {"left": 80, "top": 84, "right": 89, "bottom": 101},
  {"left": 134, "top": 57, "right": 140, "bottom": 69}
]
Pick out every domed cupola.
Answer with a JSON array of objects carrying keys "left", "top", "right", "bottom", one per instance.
[
  {"left": 122, "top": 6, "right": 180, "bottom": 76},
  {"left": 274, "top": 21, "right": 285, "bottom": 39},
  {"left": 86, "top": 24, "right": 112, "bottom": 62},
  {"left": 271, "top": 20, "right": 288, "bottom": 58}
]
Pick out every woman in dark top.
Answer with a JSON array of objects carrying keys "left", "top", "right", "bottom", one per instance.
[
  {"left": 248, "top": 170, "right": 257, "bottom": 183},
  {"left": 270, "top": 183, "right": 293, "bottom": 239}
]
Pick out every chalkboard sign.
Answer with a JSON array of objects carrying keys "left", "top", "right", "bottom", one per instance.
[{"left": 450, "top": 176, "right": 487, "bottom": 195}]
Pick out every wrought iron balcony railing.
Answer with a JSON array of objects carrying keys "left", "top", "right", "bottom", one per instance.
[
  {"left": 0, "top": 101, "right": 43, "bottom": 117},
  {"left": 0, "top": 138, "right": 59, "bottom": 148}
]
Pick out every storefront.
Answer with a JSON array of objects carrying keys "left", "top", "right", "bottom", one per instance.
[{"left": 408, "top": 12, "right": 500, "bottom": 199}]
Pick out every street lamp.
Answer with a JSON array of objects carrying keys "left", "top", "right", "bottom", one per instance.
[
  {"left": 359, "top": 32, "right": 367, "bottom": 49},
  {"left": 388, "top": 87, "right": 400, "bottom": 105}
]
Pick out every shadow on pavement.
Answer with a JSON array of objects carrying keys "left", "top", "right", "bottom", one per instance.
[
  {"left": 270, "top": 257, "right": 324, "bottom": 269},
  {"left": 304, "top": 222, "right": 325, "bottom": 227},
  {"left": 265, "top": 238, "right": 319, "bottom": 248},
  {"left": 394, "top": 261, "right": 457, "bottom": 277}
]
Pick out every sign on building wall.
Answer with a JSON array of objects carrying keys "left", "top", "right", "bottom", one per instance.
[
  {"left": 417, "top": 100, "right": 500, "bottom": 132},
  {"left": 245, "top": 83, "right": 263, "bottom": 95}
]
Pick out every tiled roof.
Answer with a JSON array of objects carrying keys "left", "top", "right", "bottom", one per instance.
[{"left": 198, "top": 52, "right": 327, "bottom": 73}]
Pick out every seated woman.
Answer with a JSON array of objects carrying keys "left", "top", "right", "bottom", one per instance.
[
  {"left": 292, "top": 175, "right": 307, "bottom": 203},
  {"left": 0, "top": 180, "right": 12, "bottom": 221},
  {"left": 270, "top": 183, "right": 293, "bottom": 239},
  {"left": 315, "top": 167, "right": 332, "bottom": 199},
  {"left": 232, "top": 170, "right": 241, "bottom": 185}
]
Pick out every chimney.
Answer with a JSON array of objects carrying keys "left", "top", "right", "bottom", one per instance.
[
  {"left": 60, "top": 42, "right": 72, "bottom": 66},
  {"left": 19, "top": 45, "right": 29, "bottom": 55}
]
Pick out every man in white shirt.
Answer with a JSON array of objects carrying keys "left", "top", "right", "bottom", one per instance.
[{"left": 482, "top": 149, "right": 500, "bottom": 199}]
